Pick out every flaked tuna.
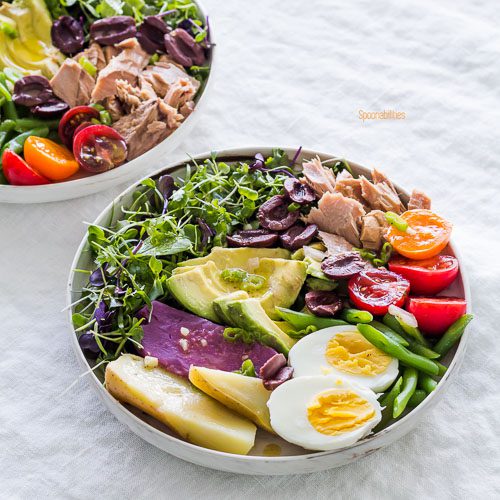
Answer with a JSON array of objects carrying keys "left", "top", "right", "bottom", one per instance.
[
  {"left": 50, "top": 58, "right": 95, "bottom": 107},
  {"left": 360, "top": 210, "right": 388, "bottom": 251},
  {"left": 318, "top": 231, "right": 353, "bottom": 256},
  {"left": 306, "top": 192, "right": 365, "bottom": 246},
  {"left": 138, "top": 301, "right": 277, "bottom": 378},
  {"left": 408, "top": 189, "right": 431, "bottom": 210},
  {"left": 302, "top": 157, "right": 336, "bottom": 196}
]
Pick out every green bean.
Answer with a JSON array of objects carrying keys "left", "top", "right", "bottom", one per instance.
[
  {"left": 13, "top": 118, "right": 60, "bottom": 132},
  {"left": 434, "top": 314, "right": 473, "bottom": 357},
  {"left": 0, "top": 120, "right": 15, "bottom": 150},
  {"left": 408, "top": 341, "right": 440, "bottom": 360},
  {"left": 382, "top": 313, "right": 406, "bottom": 335},
  {"left": 383, "top": 313, "right": 428, "bottom": 346},
  {"left": 340, "top": 308, "right": 373, "bottom": 324},
  {"left": 407, "top": 389, "right": 427, "bottom": 407},
  {"left": 436, "top": 362, "right": 447, "bottom": 376},
  {"left": 393, "top": 367, "right": 418, "bottom": 417},
  {"left": 369, "top": 320, "right": 409, "bottom": 346},
  {"left": 356, "top": 324, "right": 440, "bottom": 376},
  {"left": 276, "top": 307, "right": 347, "bottom": 331},
  {"left": 419, "top": 373, "right": 437, "bottom": 394},
  {"left": 0, "top": 127, "right": 49, "bottom": 158},
  {"left": 374, "top": 376, "right": 403, "bottom": 432}
]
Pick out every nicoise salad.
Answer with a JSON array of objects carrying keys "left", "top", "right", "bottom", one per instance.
[
  {"left": 0, "top": 0, "right": 210, "bottom": 185},
  {"left": 72, "top": 150, "right": 472, "bottom": 454}
]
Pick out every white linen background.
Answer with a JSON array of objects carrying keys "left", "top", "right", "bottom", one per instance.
[{"left": 1, "top": 0, "right": 499, "bottom": 498}]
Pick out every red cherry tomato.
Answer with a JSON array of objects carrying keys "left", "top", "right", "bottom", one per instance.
[
  {"left": 73, "top": 124, "right": 127, "bottom": 173},
  {"left": 58, "top": 106, "right": 100, "bottom": 149},
  {"left": 388, "top": 255, "right": 459, "bottom": 295},
  {"left": 2, "top": 149, "right": 50, "bottom": 186},
  {"left": 348, "top": 268, "right": 410, "bottom": 316},
  {"left": 406, "top": 297, "right": 467, "bottom": 336}
]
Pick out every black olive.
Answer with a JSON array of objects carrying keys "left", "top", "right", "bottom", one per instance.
[
  {"left": 226, "top": 229, "right": 279, "bottom": 248},
  {"left": 138, "top": 16, "right": 170, "bottom": 54},
  {"left": 283, "top": 177, "right": 316, "bottom": 205},
  {"left": 280, "top": 223, "right": 318, "bottom": 250},
  {"left": 257, "top": 195, "right": 300, "bottom": 231},
  {"left": 164, "top": 28, "right": 205, "bottom": 67},
  {"left": 31, "top": 99, "right": 70, "bottom": 118},
  {"left": 305, "top": 290, "right": 343, "bottom": 317},
  {"left": 90, "top": 16, "right": 137, "bottom": 46},
  {"left": 13, "top": 76, "right": 53, "bottom": 107},
  {"left": 321, "top": 252, "right": 368, "bottom": 279},
  {"left": 51, "top": 16, "right": 84, "bottom": 55}
]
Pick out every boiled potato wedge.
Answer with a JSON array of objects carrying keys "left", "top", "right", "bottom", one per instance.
[
  {"left": 105, "top": 354, "right": 256, "bottom": 454},
  {"left": 189, "top": 366, "right": 274, "bottom": 434}
]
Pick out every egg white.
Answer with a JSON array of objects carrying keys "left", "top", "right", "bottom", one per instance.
[
  {"left": 267, "top": 376, "right": 381, "bottom": 451},
  {"left": 288, "top": 325, "right": 399, "bottom": 392}
]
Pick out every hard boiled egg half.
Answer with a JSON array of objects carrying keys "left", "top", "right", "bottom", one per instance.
[
  {"left": 288, "top": 325, "right": 399, "bottom": 392},
  {"left": 267, "top": 376, "right": 381, "bottom": 450}
]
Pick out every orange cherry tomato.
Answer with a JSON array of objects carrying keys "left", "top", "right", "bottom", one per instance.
[
  {"left": 386, "top": 209, "right": 452, "bottom": 260},
  {"left": 24, "top": 136, "right": 79, "bottom": 181}
]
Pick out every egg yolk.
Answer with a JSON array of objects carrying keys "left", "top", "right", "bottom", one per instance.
[
  {"left": 307, "top": 389, "right": 376, "bottom": 435},
  {"left": 325, "top": 331, "right": 392, "bottom": 375}
]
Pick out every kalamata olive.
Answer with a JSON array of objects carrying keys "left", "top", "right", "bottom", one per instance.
[
  {"left": 51, "top": 16, "right": 84, "bottom": 55},
  {"left": 90, "top": 16, "right": 137, "bottom": 46},
  {"left": 226, "top": 229, "right": 279, "bottom": 248},
  {"left": 30, "top": 99, "right": 69, "bottom": 118},
  {"left": 138, "top": 16, "right": 169, "bottom": 54},
  {"left": 321, "top": 252, "right": 367, "bottom": 279},
  {"left": 280, "top": 223, "right": 318, "bottom": 250},
  {"left": 257, "top": 195, "right": 299, "bottom": 231},
  {"left": 12, "top": 76, "right": 53, "bottom": 107},
  {"left": 164, "top": 28, "right": 205, "bottom": 67},
  {"left": 305, "top": 290, "right": 343, "bottom": 317},
  {"left": 263, "top": 366, "right": 294, "bottom": 391},
  {"left": 284, "top": 177, "right": 316, "bottom": 205},
  {"left": 259, "top": 353, "right": 287, "bottom": 380}
]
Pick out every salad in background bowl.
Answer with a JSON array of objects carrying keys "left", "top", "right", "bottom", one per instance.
[
  {"left": 0, "top": 0, "right": 213, "bottom": 203},
  {"left": 67, "top": 147, "right": 472, "bottom": 474}
]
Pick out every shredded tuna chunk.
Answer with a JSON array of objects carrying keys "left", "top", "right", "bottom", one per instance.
[
  {"left": 318, "top": 231, "right": 353, "bottom": 256},
  {"left": 360, "top": 175, "right": 404, "bottom": 213},
  {"left": 408, "top": 189, "right": 431, "bottom": 210},
  {"left": 164, "top": 78, "right": 197, "bottom": 109},
  {"left": 301, "top": 157, "right": 336, "bottom": 196},
  {"left": 306, "top": 192, "right": 365, "bottom": 246},
  {"left": 50, "top": 59, "right": 94, "bottom": 107},
  {"left": 113, "top": 98, "right": 184, "bottom": 160},
  {"left": 103, "top": 96, "right": 124, "bottom": 121},
  {"left": 334, "top": 170, "right": 366, "bottom": 206},
  {"left": 91, "top": 38, "right": 149, "bottom": 102},
  {"left": 179, "top": 100, "right": 195, "bottom": 118},
  {"left": 103, "top": 45, "right": 120, "bottom": 64},
  {"left": 360, "top": 210, "right": 388, "bottom": 251},
  {"left": 74, "top": 43, "right": 106, "bottom": 71},
  {"left": 142, "top": 61, "right": 199, "bottom": 98}
]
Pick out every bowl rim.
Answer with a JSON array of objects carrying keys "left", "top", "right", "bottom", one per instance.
[
  {"left": 66, "top": 146, "right": 472, "bottom": 463},
  {"left": 0, "top": 0, "right": 215, "bottom": 199}
]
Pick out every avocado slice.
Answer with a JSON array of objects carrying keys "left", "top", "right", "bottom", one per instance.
[
  {"left": 213, "top": 291, "right": 249, "bottom": 325},
  {"left": 167, "top": 257, "right": 307, "bottom": 321},
  {"left": 224, "top": 298, "right": 296, "bottom": 355},
  {"left": 178, "top": 247, "right": 290, "bottom": 271}
]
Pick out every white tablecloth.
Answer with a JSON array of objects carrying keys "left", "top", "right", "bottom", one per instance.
[{"left": 1, "top": 0, "right": 499, "bottom": 498}]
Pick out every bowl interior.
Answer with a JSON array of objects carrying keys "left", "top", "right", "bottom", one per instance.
[{"left": 68, "top": 147, "right": 469, "bottom": 460}]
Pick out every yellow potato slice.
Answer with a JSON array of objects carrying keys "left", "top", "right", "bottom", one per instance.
[
  {"left": 105, "top": 354, "right": 256, "bottom": 455},
  {"left": 189, "top": 366, "right": 274, "bottom": 434}
]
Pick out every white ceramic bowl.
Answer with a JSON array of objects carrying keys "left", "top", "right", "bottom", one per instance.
[
  {"left": 67, "top": 147, "right": 472, "bottom": 475},
  {"left": 0, "top": 1, "right": 214, "bottom": 204}
]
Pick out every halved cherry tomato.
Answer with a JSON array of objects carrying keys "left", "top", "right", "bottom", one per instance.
[
  {"left": 73, "top": 124, "right": 127, "bottom": 173},
  {"left": 406, "top": 297, "right": 467, "bottom": 336},
  {"left": 388, "top": 254, "right": 459, "bottom": 295},
  {"left": 348, "top": 268, "right": 410, "bottom": 316},
  {"left": 386, "top": 209, "right": 452, "bottom": 260},
  {"left": 2, "top": 149, "right": 50, "bottom": 186},
  {"left": 24, "top": 136, "right": 79, "bottom": 181},
  {"left": 58, "top": 106, "right": 100, "bottom": 149}
]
